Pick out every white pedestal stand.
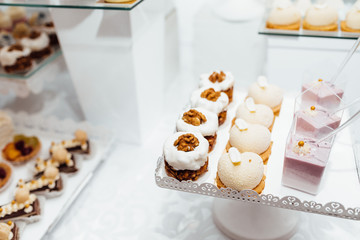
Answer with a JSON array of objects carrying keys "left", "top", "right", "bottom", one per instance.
[
  {"left": 213, "top": 198, "right": 300, "bottom": 240},
  {"left": 50, "top": 0, "right": 178, "bottom": 144}
]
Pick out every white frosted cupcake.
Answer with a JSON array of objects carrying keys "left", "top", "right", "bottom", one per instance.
[
  {"left": 20, "top": 31, "right": 51, "bottom": 60},
  {"left": 0, "top": 111, "right": 14, "bottom": 147},
  {"left": 0, "top": 44, "right": 32, "bottom": 73},
  {"left": 303, "top": 4, "right": 338, "bottom": 31},
  {"left": 341, "top": 2, "right": 360, "bottom": 33},
  {"left": 248, "top": 76, "right": 283, "bottom": 115},
  {"left": 191, "top": 87, "right": 229, "bottom": 126},
  {"left": 266, "top": 1, "right": 301, "bottom": 30},
  {"left": 227, "top": 119, "right": 272, "bottom": 163},
  {"left": 163, "top": 131, "right": 209, "bottom": 181},
  {"left": 199, "top": 71, "right": 234, "bottom": 102},
  {"left": 176, "top": 108, "right": 219, "bottom": 152},
  {"left": 216, "top": 148, "right": 265, "bottom": 194},
  {"left": 235, "top": 98, "right": 275, "bottom": 131}
]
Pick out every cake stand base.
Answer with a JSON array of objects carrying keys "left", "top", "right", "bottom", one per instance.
[{"left": 213, "top": 198, "right": 300, "bottom": 240}]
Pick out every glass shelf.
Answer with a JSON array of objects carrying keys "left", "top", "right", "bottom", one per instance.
[
  {"left": 0, "top": 48, "right": 62, "bottom": 79},
  {"left": 0, "top": 0, "right": 143, "bottom": 11}
]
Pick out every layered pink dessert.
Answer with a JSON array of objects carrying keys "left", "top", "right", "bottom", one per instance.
[
  {"left": 282, "top": 135, "right": 332, "bottom": 195},
  {"left": 295, "top": 106, "right": 341, "bottom": 139},
  {"left": 302, "top": 79, "right": 344, "bottom": 110}
]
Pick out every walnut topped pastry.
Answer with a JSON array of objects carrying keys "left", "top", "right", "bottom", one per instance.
[
  {"left": 35, "top": 147, "right": 77, "bottom": 175},
  {"left": 163, "top": 132, "right": 209, "bottom": 181},
  {"left": 176, "top": 108, "right": 218, "bottom": 152},
  {"left": 2, "top": 135, "right": 41, "bottom": 164},
  {"left": 0, "top": 186, "right": 41, "bottom": 222},
  {"left": 199, "top": 71, "right": 234, "bottom": 102},
  {"left": 20, "top": 31, "right": 51, "bottom": 60},
  {"left": 50, "top": 129, "right": 90, "bottom": 155},
  {"left": 0, "top": 221, "right": 20, "bottom": 240},
  {"left": 191, "top": 87, "right": 229, "bottom": 126},
  {"left": 0, "top": 44, "right": 32, "bottom": 73}
]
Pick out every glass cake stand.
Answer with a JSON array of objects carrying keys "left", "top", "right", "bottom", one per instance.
[
  {"left": 0, "top": 110, "right": 114, "bottom": 240},
  {"left": 155, "top": 90, "right": 360, "bottom": 240}
]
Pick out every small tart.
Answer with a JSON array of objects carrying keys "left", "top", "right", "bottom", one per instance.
[
  {"left": 0, "top": 162, "right": 12, "bottom": 189},
  {"left": 266, "top": 21, "right": 301, "bottom": 30},
  {"left": 266, "top": 3, "right": 301, "bottom": 30},
  {"left": 341, "top": 4, "right": 360, "bottom": 33},
  {"left": 341, "top": 21, "right": 360, "bottom": 33},
  {"left": 216, "top": 151, "right": 265, "bottom": 194},
  {"left": 303, "top": 4, "right": 338, "bottom": 31},
  {"left": 303, "top": 20, "right": 338, "bottom": 31},
  {"left": 2, "top": 135, "right": 41, "bottom": 164}
]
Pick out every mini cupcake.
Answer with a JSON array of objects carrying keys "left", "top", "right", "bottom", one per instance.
[
  {"left": 0, "top": 44, "right": 32, "bottom": 73},
  {"left": 6, "top": 7, "right": 27, "bottom": 25},
  {"left": 191, "top": 87, "right": 229, "bottom": 126},
  {"left": 199, "top": 71, "right": 234, "bottom": 102},
  {"left": 303, "top": 4, "right": 338, "bottom": 31},
  {"left": 0, "top": 12, "right": 12, "bottom": 32},
  {"left": 234, "top": 98, "right": 275, "bottom": 131},
  {"left": 163, "top": 132, "right": 209, "bottom": 181},
  {"left": 176, "top": 108, "right": 219, "bottom": 152},
  {"left": 248, "top": 76, "right": 284, "bottom": 115},
  {"left": 216, "top": 148, "right": 265, "bottom": 194},
  {"left": 341, "top": 3, "right": 360, "bottom": 33},
  {"left": 20, "top": 31, "right": 51, "bottom": 60},
  {"left": 266, "top": 2, "right": 301, "bottom": 30},
  {"left": 227, "top": 119, "right": 272, "bottom": 164}
]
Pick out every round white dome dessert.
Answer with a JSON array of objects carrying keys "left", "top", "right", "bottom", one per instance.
[
  {"left": 305, "top": 4, "right": 338, "bottom": 26},
  {"left": 176, "top": 108, "right": 218, "bottom": 137},
  {"left": 191, "top": 87, "right": 229, "bottom": 115},
  {"left": 229, "top": 119, "right": 271, "bottom": 155},
  {"left": 163, "top": 131, "right": 209, "bottom": 171},
  {"left": 236, "top": 98, "right": 274, "bottom": 129},
  {"left": 345, "top": 4, "right": 360, "bottom": 30},
  {"left": 199, "top": 71, "right": 234, "bottom": 92},
  {"left": 218, "top": 149, "right": 264, "bottom": 191},
  {"left": 248, "top": 76, "right": 283, "bottom": 109},
  {"left": 268, "top": 2, "right": 301, "bottom": 25}
]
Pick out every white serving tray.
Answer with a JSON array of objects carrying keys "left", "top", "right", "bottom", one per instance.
[
  {"left": 0, "top": 111, "right": 114, "bottom": 239},
  {"left": 155, "top": 90, "right": 360, "bottom": 220}
]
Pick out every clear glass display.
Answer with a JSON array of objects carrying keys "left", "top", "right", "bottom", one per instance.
[{"left": 0, "top": 0, "right": 143, "bottom": 10}]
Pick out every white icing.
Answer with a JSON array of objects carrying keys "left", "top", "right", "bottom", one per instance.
[
  {"left": 35, "top": 154, "right": 73, "bottom": 173},
  {"left": 305, "top": 4, "right": 338, "bottom": 26},
  {"left": 235, "top": 119, "right": 249, "bottom": 131},
  {"left": 9, "top": 231, "right": 13, "bottom": 240},
  {"left": 24, "top": 205, "right": 33, "bottom": 214},
  {"left": 245, "top": 98, "right": 256, "bottom": 112},
  {"left": 50, "top": 139, "right": 88, "bottom": 153},
  {"left": 346, "top": 6, "right": 360, "bottom": 29},
  {"left": 20, "top": 32, "right": 50, "bottom": 51},
  {"left": 248, "top": 81, "right": 283, "bottom": 109},
  {"left": 0, "top": 194, "right": 36, "bottom": 218},
  {"left": 293, "top": 141, "right": 311, "bottom": 156},
  {"left": 199, "top": 71, "right": 234, "bottom": 91},
  {"left": 229, "top": 147, "right": 242, "bottom": 164},
  {"left": 218, "top": 152, "right": 264, "bottom": 191},
  {"left": 21, "top": 174, "right": 60, "bottom": 192},
  {"left": 163, "top": 131, "right": 209, "bottom": 171},
  {"left": 176, "top": 107, "right": 218, "bottom": 137},
  {"left": 236, "top": 102, "right": 274, "bottom": 129},
  {"left": 0, "top": 46, "right": 31, "bottom": 67},
  {"left": 230, "top": 123, "right": 271, "bottom": 155},
  {"left": 191, "top": 87, "right": 229, "bottom": 115}
]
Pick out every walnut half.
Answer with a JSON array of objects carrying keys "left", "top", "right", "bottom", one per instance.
[
  {"left": 174, "top": 133, "right": 199, "bottom": 152},
  {"left": 209, "top": 71, "right": 226, "bottom": 83},
  {"left": 200, "top": 88, "right": 221, "bottom": 102},
  {"left": 182, "top": 109, "right": 207, "bottom": 126}
]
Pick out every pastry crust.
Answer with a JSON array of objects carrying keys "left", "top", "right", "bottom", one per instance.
[
  {"left": 215, "top": 172, "right": 266, "bottom": 194},
  {"left": 226, "top": 141, "right": 273, "bottom": 164},
  {"left": 303, "top": 20, "right": 338, "bottom": 31},
  {"left": 0, "top": 162, "right": 12, "bottom": 188},
  {"left": 272, "top": 102, "right": 282, "bottom": 116},
  {"left": 341, "top": 21, "right": 360, "bottom": 33},
  {"left": 266, "top": 21, "right": 301, "bottom": 30},
  {"left": 164, "top": 158, "right": 208, "bottom": 181},
  {"left": 231, "top": 116, "right": 275, "bottom": 132},
  {"left": 2, "top": 141, "right": 41, "bottom": 164},
  {"left": 218, "top": 111, "right": 227, "bottom": 126},
  {"left": 204, "top": 133, "right": 217, "bottom": 153},
  {"left": 223, "top": 86, "right": 233, "bottom": 103}
]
